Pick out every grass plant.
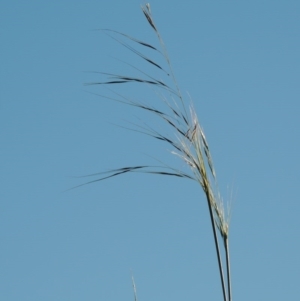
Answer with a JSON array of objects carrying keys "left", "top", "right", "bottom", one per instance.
[{"left": 79, "top": 4, "right": 232, "bottom": 301}]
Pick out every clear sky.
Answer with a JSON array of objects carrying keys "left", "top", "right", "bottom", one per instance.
[{"left": 1, "top": 1, "right": 300, "bottom": 300}]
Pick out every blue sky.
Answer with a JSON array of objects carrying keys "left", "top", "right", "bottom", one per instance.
[{"left": 1, "top": 1, "right": 300, "bottom": 300}]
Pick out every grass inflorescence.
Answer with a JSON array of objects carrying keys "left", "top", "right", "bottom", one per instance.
[{"left": 80, "top": 4, "right": 232, "bottom": 301}]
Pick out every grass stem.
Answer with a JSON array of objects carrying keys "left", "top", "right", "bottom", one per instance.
[
  {"left": 205, "top": 191, "right": 227, "bottom": 301},
  {"left": 225, "top": 237, "right": 232, "bottom": 301}
]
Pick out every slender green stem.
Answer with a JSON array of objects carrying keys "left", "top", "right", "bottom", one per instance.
[
  {"left": 131, "top": 275, "right": 138, "bottom": 301},
  {"left": 225, "top": 237, "right": 232, "bottom": 301},
  {"left": 205, "top": 192, "right": 227, "bottom": 301}
]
